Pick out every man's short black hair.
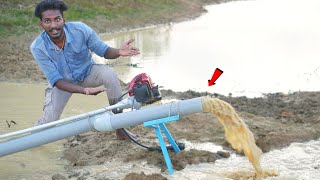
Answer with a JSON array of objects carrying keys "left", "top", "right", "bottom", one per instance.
[{"left": 35, "top": 0, "right": 68, "bottom": 20}]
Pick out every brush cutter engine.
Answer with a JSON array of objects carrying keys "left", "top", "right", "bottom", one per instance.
[
  {"left": 123, "top": 73, "right": 185, "bottom": 152},
  {"left": 128, "top": 73, "right": 162, "bottom": 104}
]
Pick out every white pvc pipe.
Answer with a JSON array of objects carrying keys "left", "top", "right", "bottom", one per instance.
[
  {"left": 0, "top": 97, "right": 203, "bottom": 157},
  {"left": 0, "top": 97, "right": 137, "bottom": 140},
  {"left": 0, "top": 115, "right": 96, "bottom": 157},
  {"left": 94, "top": 97, "right": 204, "bottom": 131}
]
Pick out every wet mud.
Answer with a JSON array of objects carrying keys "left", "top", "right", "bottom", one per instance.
[{"left": 59, "top": 90, "right": 320, "bottom": 179}]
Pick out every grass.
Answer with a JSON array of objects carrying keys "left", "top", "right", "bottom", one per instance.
[{"left": 0, "top": 0, "right": 181, "bottom": 37}]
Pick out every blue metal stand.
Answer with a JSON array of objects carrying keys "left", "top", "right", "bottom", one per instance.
[{"left": 144, "top": 115, "right": 180, "bottom": 175}]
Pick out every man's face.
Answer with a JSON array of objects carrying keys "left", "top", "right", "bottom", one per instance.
[{"left": 40, "top": 9, "right": 65, "bottom": 40}]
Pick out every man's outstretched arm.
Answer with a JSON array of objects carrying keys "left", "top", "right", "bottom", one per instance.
[{"left": 104, "top": 39, "right": 140, "bottom": 59}]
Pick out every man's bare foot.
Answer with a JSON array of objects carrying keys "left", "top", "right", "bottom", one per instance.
[{"left": 116, "top": 128, "right": 138, "bottom": 141}]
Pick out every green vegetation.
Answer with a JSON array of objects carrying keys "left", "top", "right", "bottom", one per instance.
[{"left": 0, "top": 0, "right": 181, "bottom": 37}]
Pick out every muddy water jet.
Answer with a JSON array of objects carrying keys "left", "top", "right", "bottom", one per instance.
[{"left": 202, "top": 97, "right": 278, "bottom": 178}]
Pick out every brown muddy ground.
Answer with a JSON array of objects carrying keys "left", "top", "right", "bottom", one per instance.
[{"left": 56, "top": 91, "right": 320, "bottom": 179}]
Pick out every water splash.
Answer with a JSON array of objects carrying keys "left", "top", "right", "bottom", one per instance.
[{"left": 202, "top": 97, "right": 278, "bottom": 179}]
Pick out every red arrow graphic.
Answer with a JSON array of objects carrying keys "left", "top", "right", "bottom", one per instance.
[{"left": 208, "top": 68, "right": 223, "bottom": 86}]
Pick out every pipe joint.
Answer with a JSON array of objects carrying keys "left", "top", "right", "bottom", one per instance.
[{"left": 93, "top": 111, "right": 114, "bottom": 131}]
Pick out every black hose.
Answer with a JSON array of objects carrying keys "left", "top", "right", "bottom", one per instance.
[
  {"left": 122, "top": 129, "right": 185, "bottom": 152},
  {"left": 117, "top": 90, "right": 130, "bottom": 102},
  {"left": 117, "top": 92, "right": 185, "bottom": 152}
]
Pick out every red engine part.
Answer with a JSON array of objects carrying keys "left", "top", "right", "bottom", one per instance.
[
  {"left": 128, "top": 73, "right": 154, "bottom": 96},
  {"left": 128, "top": 73, "right": 161, "bottom": 104}
]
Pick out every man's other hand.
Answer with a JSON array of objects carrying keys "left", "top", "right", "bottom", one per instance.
[{"left": 83, "top": 86, "right": 107, "bottom": 95}]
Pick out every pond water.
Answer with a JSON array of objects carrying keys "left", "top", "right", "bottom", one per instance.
[
  {"left": 98, "top": 0, "right": 320, "bottom": 98},
  {"left": 0, "top": 83, "right": 64, "bottom": 179},
  {"left": 0, "top": 83, "right": 108, "bottom": 179},
  {"left": 169, "top": 139, "right": 320, "bottom": 179}
]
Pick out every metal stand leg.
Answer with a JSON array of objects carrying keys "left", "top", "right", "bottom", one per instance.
[
  {"left": 144, "top": 115, "right": 180, "bottom": 175},
  {"left": 159, "top": 123, "right": 180, "bottom": 153},
  {"left": 154, "top": 125, "right": 175, "bottom": 174}
]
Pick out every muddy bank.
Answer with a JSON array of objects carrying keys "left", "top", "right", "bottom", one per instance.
[
  {"left": 57, "top": 90, "right": 320, "bottom": 179},
  {"left": 161, "top": 90, "right": 320, "bottom": 152}
]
